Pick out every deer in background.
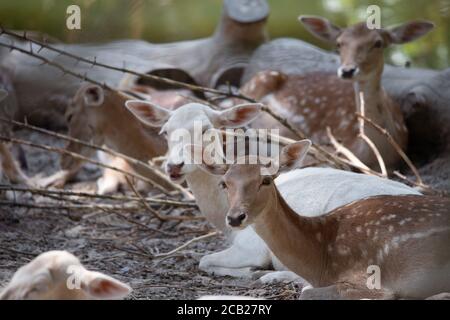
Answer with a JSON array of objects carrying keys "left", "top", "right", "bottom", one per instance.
[
  {"left": 235, "top": 18, "right": 433, "bottom": 171},
  {"left": 0, "top": 251, "right": 131, "bottom": 300},
  {"left": 125, "top": 100, "right": 421, "bottom": 283},
  {"left": 40, "top": 84, "right": 192, "bottom": 194},
  {"left": 0, "top": 67, "right": 30, "bottom": 186},
  {"left": 206, "top": 140, "right": 450, "bottom": 299},
  {"left": 298, "top": 17, "right": 434, "bottom": 170}
]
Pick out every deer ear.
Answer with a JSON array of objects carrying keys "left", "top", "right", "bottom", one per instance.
[
  {"left": 83, "top": 85, "right": 104, "bottom": 107},
  {"left": 384, "top": 21, "right": 434, "bottom": 45},
  {"left": 125, "top": 100, "right": 171, "bottom": 127},
  {"left": 0, "top": 89, "right": 7, "bottom": 102},
  {"left": 81, "top": 271, "right": 131, "bottom": 300},
  {"left": 216, "top": 103, "right": 262, "bottom": 128},
  {"left": 279, "top": 140, "right": 311, "bottom": 172},
  {"left": 299, "top": 15, "right": 342, "bottom": 44}
]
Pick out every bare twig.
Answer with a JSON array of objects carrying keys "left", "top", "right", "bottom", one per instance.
[
  {"left": 0, "top": 135, "right": 172, "bottom": 195},
  {"left": 0, "top": 117, "right": 193, "bottom": 198},
  {"left": 326, "top": 127, "right": 381, "bottom": 177},
  {"left": 357, "top": 92, "right": 387, "bottom": 177},
  {"left": 357, "top": 112, "right": 424, "bottom": 186},
  {"left": 125, "top": 176, "right": 203, "bottom": 222},
  {"left": 0, "top": 30, "right": 364, "bottom": 173},
  {"left": 0, "top": 184, "right": 196, "bottom": 207},
  {"left": 153, "top": 231, "right": 220, "bottom": 259}
]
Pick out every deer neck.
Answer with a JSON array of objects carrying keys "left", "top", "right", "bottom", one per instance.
[
  {"left": 253, "top": 187, "right": 330, "bottom": 286},
  {"left": 186, "top": 168, "right": 229, "bottom": 232},
  {"left": 353, "top": 68, "right": 390, "bottom": 127}
]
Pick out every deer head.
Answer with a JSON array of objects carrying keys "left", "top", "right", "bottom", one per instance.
[
  {"left": 125, "top": 101, "right": 262, "bottom": 183},
  {"left": 189, "top": 140, "right": 311, "bottom": 229},
  {"left": 299, "top": 16, "right": 434, "bottom": 81},
  {"left": 0, "top": 251, "right": 131, "bottom": 300}
]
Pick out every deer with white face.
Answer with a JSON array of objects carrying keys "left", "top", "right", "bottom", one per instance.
[
  {"left": 297, "top": 17, "right": 434, "bottom": 170},
  {"left": 41, "top": 84, "right": 190, "bottom": 194},
  {"left": 0, "top": 251, "right": 131, "bottom": 300},
  {"left": 126, "top": 100, "right": 421, "bottom": 283},
  {"left": 210, "top": 141, "right": 450, "bottom": 299},
  {"left": 0, "top": 69, "right": 30, "bottom": 186}
]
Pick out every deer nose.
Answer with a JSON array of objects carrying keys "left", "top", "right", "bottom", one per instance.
[
  {"left": 338, "top": 66, "right": 359, "bottom": 79},
  {"left": 227, "top": 212, "right": 248, "bottom": 228},
  {"left": 167, "top": 162, "right": 185, "bottom": 179}
]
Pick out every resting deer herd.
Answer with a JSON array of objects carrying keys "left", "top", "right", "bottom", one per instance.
[{"left": 0, "top": 16, "right": 449, "bottom": 300}]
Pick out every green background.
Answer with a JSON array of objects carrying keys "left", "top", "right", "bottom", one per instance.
[{"left": 0, "top": 0, "right": 449, "bottom": 69}]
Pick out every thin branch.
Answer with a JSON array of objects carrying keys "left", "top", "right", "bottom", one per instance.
[
  {"left": 152, "top": 231, "right": 220, "bottom": 259},
  {"left": 358, "top": 92, "right": 387, "bottom": 177},
  {"left": 0, "top": 34, "right": 349, "bottom": 171},
  {"left": 0, "top": 135, "right": 172, "bottom": 195},
  {"left": 326, "top": 127, "right": 381, "bottom": 177},
  {"left": 0, "top": 184, "right": 196, "bottom": 207},
  {"left": 357, "top": 112, "right": 424, "bottom": 185},
  {"left": 125, "top": 176, "right": 203, "bottom": 222},
  {"left": 0, "top": 117, "right": 193, "bottom": 198}
]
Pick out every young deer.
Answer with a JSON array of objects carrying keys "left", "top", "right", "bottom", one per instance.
[
  {"left": 0, "top": 251, "right": 131, "bottom": 300},
  {"left": 41, "top": 84, "right": 190, "bottom": 193},
  {"left": 125, "top": 100, "right": 420, "bottom": 283},
  {"left": 206, "top": 141, "right": 450, "bottom": 299},
  {"left": 0, "top": 69, "right": 30, "bottom": 185},
  {"left": 296, "top": 17, "right": 434, "bottom": 170}
]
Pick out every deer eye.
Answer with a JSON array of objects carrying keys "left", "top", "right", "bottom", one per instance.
[
  {"left": 373, "top": 40, "right": 383, "bottom": 49},
  {"left": 219, "top": 181, "right": 227, "bottom": 189},
  {"left": 261, "top": 177, "right": 272, "bottom": 186}
]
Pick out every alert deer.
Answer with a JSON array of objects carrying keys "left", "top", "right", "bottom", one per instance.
[
  {"left": 0, "top": 69, "right": 30, "bottom": 186},
  {"left": 41, "top": 84, "right": 191, "bottom": 193},
  {"left": 208, "top": 140, "right": 450, "bottom": 299},
  {"left": 125, "top": 100, "right": 420, "bottom": 283},
  {"left": 0, "top": 251, "right": 131, "bottom": 300},
  {"left": 294, "top": 17, "right": 434, "bottom": 170}
]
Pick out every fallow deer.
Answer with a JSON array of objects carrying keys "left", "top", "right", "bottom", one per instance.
[
  {"left": 236, "top": 18, "right": 433, "bottom": 171},
  {"left": 0, "top": 251, "right": 131, "bottom": 300},
  {"left": 297, "top": 17, "right": 434, "bottom": 170},
  {"left": 207, "top": 140, "right": 450, "bottom": 299},
  {"left": 125, "top": 100, "right": 420, "bottom": 283},
  {"left": 41, "top": 84, "right": 191, "bottom": 193}
]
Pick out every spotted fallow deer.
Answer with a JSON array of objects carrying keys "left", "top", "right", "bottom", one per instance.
[
  {"left": 40, "top": 84, "right": 191, "bottom": 193},
  {"left": 0, "top": 251, "right": 131, "bottom": 300},
  {"left": 0, "top": 68, "right": 29, "bottom": 185},
  {"left": 125, "top": 100, "right": 420, "bottom": 283},
  {"left": 206, "top": 140, "right": 450, "bottom": 299},
  {"left": 273, "top": 17, "right": 433, "bottom": 170}
]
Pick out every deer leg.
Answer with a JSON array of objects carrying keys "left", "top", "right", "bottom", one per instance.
[
  {"left": 96, "top": 156, "right": 130, "bottom": 195},
  {"left": 199, "top": 235, "right": 272, "bottom": 278},
  {"left": 0, "top": 143, "right": 29, "bottom": 184}
]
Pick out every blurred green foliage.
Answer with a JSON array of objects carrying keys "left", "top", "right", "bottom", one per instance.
[{"left": 0, "top": 0, "right": 448, "bottom": 69}]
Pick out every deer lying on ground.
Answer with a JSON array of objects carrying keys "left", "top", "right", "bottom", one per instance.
[
  {"left": 0, "top": 251, "right": 131, "bottom": 300},
  {"left": 204, "top": 140, "right": 450, "bottom": 299},
  {"left": 232, "top": 19, "right": 434, "bottom": 171},
  {"left": 0, "top": 68, "right": 30, "bottom": 186},
  {"left": 41, "top": 84, "right": 191, "bottom": 194},
  {"left": 125, "top": 100, "right": 421, "bottom": 283}
]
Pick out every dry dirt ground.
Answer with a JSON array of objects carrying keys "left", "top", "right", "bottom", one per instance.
[{"left": 0, "top": 130, "right": 303, "bottom": 300}]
